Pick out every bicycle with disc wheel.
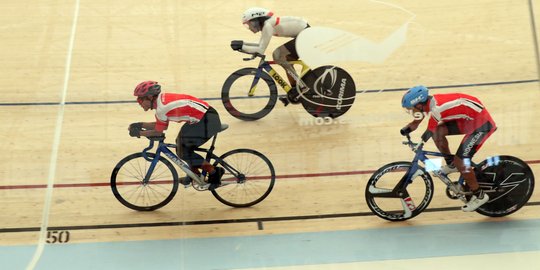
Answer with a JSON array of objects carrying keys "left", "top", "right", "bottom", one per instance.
[
  {"left": 110, "top": 124, "right": 276, "bottom": 211},
  {"left": 221, "top": 52, "right": 356, "bottom": 121},
  {"left": 365, "top": 134, "right": 535, "bottom": 221}
]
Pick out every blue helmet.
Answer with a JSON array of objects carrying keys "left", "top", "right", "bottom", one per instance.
[{"left": 401, "top": 85, "right": 429, "bottom": 108}]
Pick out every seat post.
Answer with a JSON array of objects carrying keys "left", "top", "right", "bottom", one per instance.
[{"left": 208, "top": 133, "right": 218, "bottom": 154}]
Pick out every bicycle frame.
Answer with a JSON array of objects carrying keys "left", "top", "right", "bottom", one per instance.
[
  {"left": 392, "top": 136, "right": 473, "bottom": 199},
  {"left": 247, "top": 54, "right": 311, "bottom": 96},
  {"left": 140, "top": 136, "right": 241, "bottom": 187}
]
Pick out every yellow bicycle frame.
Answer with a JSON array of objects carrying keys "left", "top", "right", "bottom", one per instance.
[{"left": 248, "top": 60, "right": 311, "bottom": 96}]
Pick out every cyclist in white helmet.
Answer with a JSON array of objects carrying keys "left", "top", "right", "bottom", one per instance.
[{"left": 231, "top": 7, "right": 310, "bottom": 104}]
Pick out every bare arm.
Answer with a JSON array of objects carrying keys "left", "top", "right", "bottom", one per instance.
[
  {"left": 242, "top": 22, "right": 273, "bottom": 54},
  {"left": 400, "top": 118, "right": 423, "bottom": 136},
  {"left": 139, "top": 122, "right": 164, "bottom": 137},
  {"left": 140, "top": 122, "right": 156, "bottom": 130},
  {"left": 406, "top": 118, "right": 423, "bottom": 132},
  {"left": 128, "top": 122, "right": 164, "bottom": 138}
]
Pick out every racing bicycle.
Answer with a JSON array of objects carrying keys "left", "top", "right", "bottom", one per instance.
[
  {"left": 365, "top": 134, "right": 535, "bottom": 221},
  {"left": 110, "top": 124, "right": 276, "bottom": 211},
  {"left": 221, "top": 52, "right": 356, "bottom": 121}
]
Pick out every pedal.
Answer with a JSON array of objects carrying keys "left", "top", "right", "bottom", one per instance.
[
  {"left": 287, "top": 87, "right": 303, "bottom": 104},
  {"left": 279, "top": 97, "right": 290, "bottom": 106},
  {"left": 445, "top": 181, "right": 466, "bottom": 201}
]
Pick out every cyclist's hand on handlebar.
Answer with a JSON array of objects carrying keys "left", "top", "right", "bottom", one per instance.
[
  {"left": 400, "top": 126, "right": 412, "bottom": 136},
  {"left": 230, "top": 40, "right": 243, "bottom": 51},
  {"left": 128, "top": 122, "right": 143, "bottom": 138}
]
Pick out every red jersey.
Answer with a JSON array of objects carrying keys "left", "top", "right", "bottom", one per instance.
[
  {"left": 154, "top": 93, "right": 210, "bottom": 132},
  {"left": 426, "top": 93, "right": 495, "bottom": 133}
]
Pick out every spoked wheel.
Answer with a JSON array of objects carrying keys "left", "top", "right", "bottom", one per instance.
[
  {"left": 474, "top": 155, "right": 535, "bottom": 217},
  {"left": 365, "top": 162, "right": 434, "bottom": 221},
  {"left": 111, "top": 153, "right": 179, "bottom": 211},
  {"left": 297, "top": 66, "right": 356, "bottom": 118},
  {"left": 211, "top": 149, "right": 276, "bottom": 207},
  {"left": 221, "top": 68, "right": 278, "bottom": 121}
]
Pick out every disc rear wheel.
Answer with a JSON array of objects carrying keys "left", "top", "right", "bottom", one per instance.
[{"left": 475, "top": 156, "right": 535, "bottom": 217}]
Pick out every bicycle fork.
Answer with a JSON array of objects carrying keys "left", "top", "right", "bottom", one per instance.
[{"left": 368, "top": 168, "right": 425, "bottom": 218}]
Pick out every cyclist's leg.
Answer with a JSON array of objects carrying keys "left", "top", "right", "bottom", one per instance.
[
  {"left": 176, "top": 128, "right": 202, "bottom": 184},
  {"left": 432, "top": 121, "right": 460, "bottom": 165},
  {"left": 178, "top": 108, "right": 221, "bottom": 172},
  {"left": 455, "top": 121, "right": 496, "bottom": 211},
  {"left": 179, "top": 108, "right": 224, "bottom": 187},
  {"left": 197, "top": 108, "right": 224, "bottom": 187},
  {"left": 272, "top": 39, "right": 299, "bottom": 87},
  {"left": 455, "top": 121, "right": 496, "bottom": 189}
]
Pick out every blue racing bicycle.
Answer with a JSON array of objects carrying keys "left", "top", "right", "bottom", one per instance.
[
  {"left": 365, "top": 134, "right": 535, "bottom": 221},
  {"left": 111, "top": 124, "right": 276, "bottom": 211}
]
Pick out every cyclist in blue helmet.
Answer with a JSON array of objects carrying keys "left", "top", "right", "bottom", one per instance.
[
  {"left": 399, "top": 85, "right": 497, "bottom": 212},
  {"left": 401, "top": 85, "right": 429, "bottom": 108}
]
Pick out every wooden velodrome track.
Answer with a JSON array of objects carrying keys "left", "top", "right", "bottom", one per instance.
[{"left": 1, "top": 0, "right": 539, "bottom": 249}]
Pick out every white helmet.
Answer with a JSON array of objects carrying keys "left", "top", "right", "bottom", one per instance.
[{"left": 241, "top": 7, "right": 273, "bottom": 24}]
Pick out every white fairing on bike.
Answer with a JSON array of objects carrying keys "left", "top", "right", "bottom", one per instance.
[{"left": 296, "top": 23, "right": 411, "bottom": 67}]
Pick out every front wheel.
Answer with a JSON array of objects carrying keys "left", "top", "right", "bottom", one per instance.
[
  {"left": 365, "top": 162, "right": 434, "bottom": 221},
  {"left": 211, "top": 149, "right": 276, "bottom": 207},
  {"left": 474, "top": 155, "right": 535, "bottom": 217},
  {"left": 221, "top": 68, "right": 278, "bottom": 121},
  {"left": 111, "top": 152, "right": 179, "bottom": 211}
]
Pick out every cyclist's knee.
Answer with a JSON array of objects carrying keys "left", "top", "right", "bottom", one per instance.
[
  {"left": 432, "top": 133, "right": 446, "bottom": 146},
  {"left": 453, "top": 156, "right": 465, "bottom": 170},
  {"left": 272, "top": 46, "right": 289, "bottom": 61},
  {"left": 175, "top": 144, "right": 185, "bottom": 158},
  {"left": 454, "top": 155, "right": 474, "bottom": 173},
  {"left": 435, "top": 125, "right": 449, "bottom": 137}
]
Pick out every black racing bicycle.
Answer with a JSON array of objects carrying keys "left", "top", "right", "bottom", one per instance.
[{"left": 221, "top": 52, "right": 356, "bottom": 121}]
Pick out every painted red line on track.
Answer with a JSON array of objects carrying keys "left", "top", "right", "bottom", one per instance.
[{"left": 1, "top": 161, "right": 539, "bottom": 190}]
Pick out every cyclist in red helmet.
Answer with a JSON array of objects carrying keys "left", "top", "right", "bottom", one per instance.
[
  {"left": 129, "top": 81, "right": 225, "bottom": 189},
  {"left": 400, "top": 85, "right": 497, "bottom": 211},
  {"left": 230, "top": 7, "right": 310, "bottom": 104}
]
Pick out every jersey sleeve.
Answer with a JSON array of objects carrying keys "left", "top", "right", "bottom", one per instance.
[
  {"left": 427, "top": 117, "right": 438, "bottom": 133},
  {"left": 154, "top": 116, "right": 169, "bottom": 132},
  {"left": 242, "top": 22, "right": 273, "bottom": 54}
]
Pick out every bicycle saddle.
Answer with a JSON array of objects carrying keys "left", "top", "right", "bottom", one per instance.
[
  {"left": 147, "top": 135, "right": 165, "bottom": 141},
  {"left": 219, "top": 124, "right": 229, "bottom": 132}
]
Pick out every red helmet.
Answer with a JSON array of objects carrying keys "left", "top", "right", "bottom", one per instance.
[{"left": 134, "top": 81, "right": 161, "bottom": 97}]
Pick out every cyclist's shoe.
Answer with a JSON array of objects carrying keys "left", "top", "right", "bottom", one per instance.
[
  {"left": 462, "top": 189, "right": 489, "bottom": 212},
  {"left": 208, "top": 167, "right": 225, "bottom": 191},
  {"left": 287, "top": 87, "right": 302, "bottom": 104},
  {"left": 279, "top": 96, "right": 290, "bottom": 106},
  {"left": 439, "top": 164, "right": 459, "bottom": 175},
  {"left": 179, "top": 176, "right": 192, "bottom": 186}
]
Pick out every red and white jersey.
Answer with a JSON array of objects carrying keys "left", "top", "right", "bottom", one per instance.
[
  {"left": 426, "top": 93, "right": 495, "bottom": 133},
  {"left": 242, "top": 16, "right": 308, "bottom": 55},
  {"left": 153, "top": 93, "right": 210, "bottom": 132}
]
